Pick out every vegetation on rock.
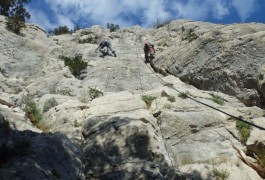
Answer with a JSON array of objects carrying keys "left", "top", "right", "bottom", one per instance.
[
  {"left": 236, "top": 120, "right": 251, "bottom": 144},
  {"left": 178, "top": 91, "right": 189, "bottom": 99},
  {"left": 0, "top": 0, "right": 31, "bottom": 34},
  {"left": 43, "top": 97, "right": 58, "bottom": 113},
  {"left": 181, "top": 28, "right": 198, "bottom": 42},
  {"left": 59, "top": 54, "right": 87, "bottom": 79},
  {"left": 258, "top": 74, "right": 264, "bottom": 80},
  {"left": 52, "top": 25, "right": 72, "bottom": 35},
  {"left": 151, "top": 18, "right": 172, "bottom": 29},
  {"left": 167, "top": 95, "right": 176, "bottom": 102},
  {"left": 89, "top": 87, "right": 103, "bottom": 100},
  {"left": 78, "top": 36, "right": 98, "bottom": 44},
  {"left": 210, "top": 93, "right": 225, "bottom": 106},
  {"left": 107, "top": 23, "right": 120, "bottom": 32},
  {"left": 22, "top": 95, "right": 42, "bottom": 125},
  {"left": 212, "top": 168, "right": 230, "bottom": 180},
  {"left": 142, "top": 95, "right": 157, "bottom": 109}
]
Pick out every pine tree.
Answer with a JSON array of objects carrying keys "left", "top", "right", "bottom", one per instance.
[{"left": 0, "top": 0, "right": 31, "bottom": 34}]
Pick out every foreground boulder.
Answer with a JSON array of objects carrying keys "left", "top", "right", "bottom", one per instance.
[
  {"left": 81, "top": 92, "right": 183, "bottom": 179},
  {"left": 0, "top": 116, "right": 84, "bottom": 180}
]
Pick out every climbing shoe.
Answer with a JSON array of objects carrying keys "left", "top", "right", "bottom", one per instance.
[{"left": 113, "top": 51, "right": 117, "bottom": 57}]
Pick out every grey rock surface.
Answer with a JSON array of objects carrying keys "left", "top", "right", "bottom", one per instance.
[{"left": 152, "top": 20, "right": 265, "bottom": 107}]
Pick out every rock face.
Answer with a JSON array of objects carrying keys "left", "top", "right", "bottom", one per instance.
[
  {"left": 151, "top": 20, "right": 265, "bottom": 107},
  {"left": 1, "top": 15, "right": 265, "bottom": 179}
]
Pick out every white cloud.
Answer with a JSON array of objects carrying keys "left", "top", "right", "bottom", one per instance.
[
  {"left": 172, "top": 0, "right": 229, "bottom": 20},
  {"left": 232, "top": 0, "right": 257, "bottom": 21},
  {"left": 26, "top": 0, "right": 259, "bottom": 31},
  {"left": 26, "top": 7, "right": 57, "bottom": 30},
  {"left": 40, "top": 0, "right": 172, "bottom": 28},
  {"left": 142, "top": 0, "right": 171, "bottom": 24},
  {"left": 56, "top": 14, "right": 75, "bottom": 29},
  {"left": 213, "top": 1, "right": 230, "bottom": 19}
]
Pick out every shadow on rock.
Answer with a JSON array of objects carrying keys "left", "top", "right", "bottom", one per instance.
[
  {"left": 182, "top": 169, "right": 212, "bottom": 180},
  {"left": 82, "top": 115, "right": 185, "bottom": 179},
  {"left": 0, "top": 115, "right": 84, "bottom": 180}
]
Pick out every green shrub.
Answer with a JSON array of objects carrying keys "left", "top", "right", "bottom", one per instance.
[
  {"left": 89, "top": 87, "right": 103, "bottom": 100},
  {"left": 6, "top": 16, "right": 26, "bottom": 34},
  {"left": 210, "top": 94, "right": 225, "bottom": 105},
  {"left": 22, "top": 95, "right": 42, "bottom": 125},
  {"left": 74, "top": 120, "right": 81, "bottom": 127},
  {"left": 151, "top": 18, "right": 171, "bottom": 29},
  {"left": 56, "top": 88, "right": 72, "bottom": 96},
  {"left": 178, "top": 91, "right": 189, "bottom": 99},
  {"left": 73, "top": 26, "right": 80, "bottom": 32},
  {"left": 2, "top": 0, "right": 31, "bottom": 34},
  {"left": 164, "top": 104, "right": 173, "bottom": 109},
  {"left": 107, "top": 23, "right": 120, "bottom": 32},
  {"left": 182, "top": 28, "right": 198, "bottom": 42},
  {"left": 258, "top": 74, "right": 264, "bottom": 80},
  {"left": 43, "top": 97, "right": 58, "bottom": 113},
  {"left": 59, "top": 54, "right": 87, "bottom": 79},
  {"left": 80, "top": 31, "right": 93, "bottom": 35},
  {"left": 1, "top": 0, "right": 31, "bottom": 16},
  {"left": 240, "top": 128, "right": 250, "bottom": 143},
  {"left": 236, "top": 120, "right": 251, "bottom": 144},
  {"left": 142, "top": 95, "right": 157, "bottom": 109},
  {"left": 53, "top": 26, "right": 71, "bottom": 35},
  {"left": 78, "top": 36, "right": 97, "bottom": 44},
  {"left": 236, "top": 120, "right": 251, "bottom": 131},
  {"left": 212, "top": 168, "right": 230, "bottom": 180},
  {"left": 167, "top": 95, "right": 176, "bottom": 102}
]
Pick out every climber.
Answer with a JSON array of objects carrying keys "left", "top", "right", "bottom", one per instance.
[
  {"left": 143, "top": 41, "right": 156, "bottom": 63},
  {"left": 95, "top": 40, "right": 116, "bottom": 57},
  {"left": 149, "top": 43, "right": 156, "bottom": 59}
]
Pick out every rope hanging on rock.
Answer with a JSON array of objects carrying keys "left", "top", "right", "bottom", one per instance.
[{"left": 139, "top": 48, "right": 265, "bottom": 131}]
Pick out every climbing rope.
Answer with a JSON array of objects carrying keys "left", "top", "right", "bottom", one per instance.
[{"left": 140, "top": 50, "right": 265, "bottom": 131}]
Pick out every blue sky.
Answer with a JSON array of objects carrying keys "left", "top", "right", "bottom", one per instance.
[{"left": 25, "top": 0, "right": 265, "bottom": 31}]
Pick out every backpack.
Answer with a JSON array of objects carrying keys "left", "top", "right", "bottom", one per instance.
[{"left": 149, "top": 44, "right": 155, "bottom": 52}]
